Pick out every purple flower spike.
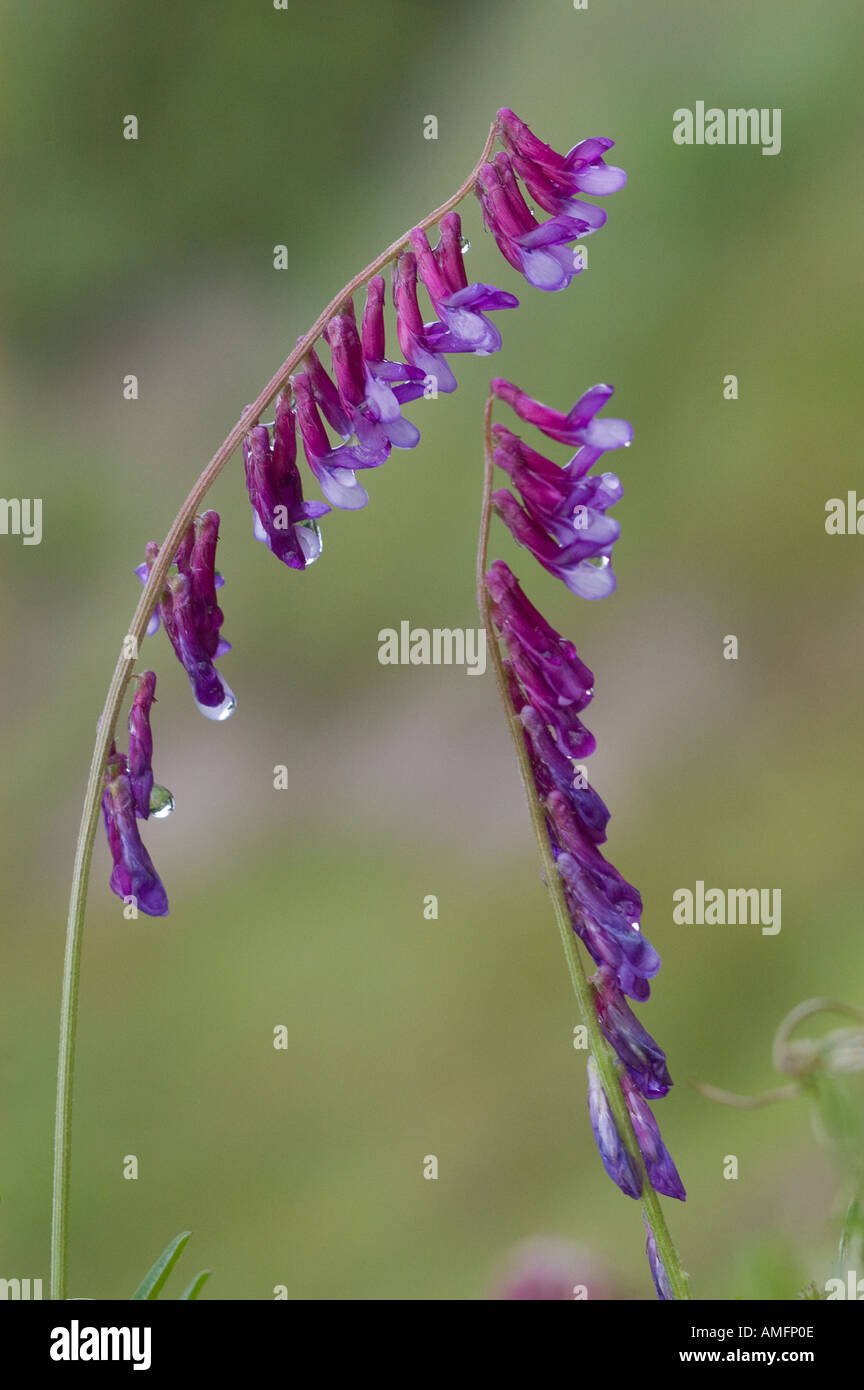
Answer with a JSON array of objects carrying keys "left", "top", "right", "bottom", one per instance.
[
  {"left": 102, "top": 745, "right": 169, "bottom": 917},
  {"left": 128, "top": 670, "right": 157, "bottom": 818},
  {"left": 593, "top": 965, "right": 672, "bottom": 1100},
  {"left": 293, "top": 371, "right": 386, "bottom": 511},
  {"left": 645, "top": 1220, "right": 673, "bottom": 1300},
  {"left": 244, "top": 396, "right": 330, "bottom": 569},
  {"left": 158, "top": 512, "right": 235, "bottom": 720},
  {"left": 476, "top": 154, "right": 586, "bottom": 293},
  {"left": 586, "top": 1057, "right": 642, "bottom": 1200},
  {"left": 621, "top": 1073, "right": 686, "bottom": 1201},
  {"left": 491, "top": 378, "right": 633, "bottom": 452},
  {"left": 392, "top": 251, "right": 457, "bottom": 394}
]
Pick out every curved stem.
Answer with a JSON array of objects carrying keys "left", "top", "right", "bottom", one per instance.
[
  {"left": 476, "top": 393, "right": 690, "bottom": 1300},
  {"left": 50, "top": 120, "right": 500, "bottom": 1301}
]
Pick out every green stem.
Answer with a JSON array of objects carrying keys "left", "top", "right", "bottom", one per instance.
[
  {"left": 476, "top": 393, "right": 691, "bottom": 1300},
  {"left": 50, "top": 120, "right": 501, "bottom": 1301}
]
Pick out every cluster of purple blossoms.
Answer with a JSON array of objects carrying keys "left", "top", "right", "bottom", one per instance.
[
  {"left": 105, "top": 111, "right": 626, "bottom": 925},
  {"left": 484, "top": 371, "right": 684, "bottom": 1291},
  {"left": 240, "top": 106, "right": 626, "bottom": 535}
]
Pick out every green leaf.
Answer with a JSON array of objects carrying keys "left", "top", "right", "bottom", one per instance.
[
  {"left": 179, "top": 1270, "right": 211, "bottom": 1301},
  {"left": 131, "top": 1230, "right": 192, "bottom": 1301}
]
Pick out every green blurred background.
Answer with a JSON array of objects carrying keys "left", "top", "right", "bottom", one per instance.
[{"left": 2, "top": 0, "right": 863, "bottom": 1300}]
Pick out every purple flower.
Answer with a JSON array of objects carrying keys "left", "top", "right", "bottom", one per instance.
[
  {"left": 360, "top": 275, "right": 428, "bottom": 407},
  {"left": 306, "top": 345, "right": 352, "bottom": 439},
  {"left": 491, "top": 377, "right": 633, "bottom": 451},
  {"left": 493, "top": 488, "right": 619, "bottom": 599},
  {"left": 476, "top": 153, "right": 589, "bottom": 292},
  {"left": 102, "top": 745, "right": 169, "bottom": 917},
  {"left": 558, "top": 855, "right": 659, "bottom": 1004},
  {"left": 546, "top": 789, "right": 643, "bottom": 928},
  {"left": 520, "top": 705, "right": 610, "bottom": 842},
  {"left": 243, "top": 394, "right": 330, "bottom": 569},
  {"left": 409, "top": 218, "right": 519, "bottom": 356},
  {"left": 325, "top": 298, "right": 421, "bottom": 452},
  {"left": 392, "top": 251, "right": 458, "bottom": 394},
  {"left": 487, "top": 385, "right": 631, "bottom": 599},
  {"left": 127, "top": 670, "right": 157, "bottom": 818},
  {"left": 592, "top": 965, "right": 672, "bottom": 1100},
  {"left": 156, "top": 511, "right": 235, "bottom": 720},
  {"left": 486, "top": 560, "right": 593, "bottom": 695},
  {"left": 492, "top": 423, "right": 624, "bottom": 545},
  {"left": 293, "top": 371, "right": 386, "bottom": 511},
  {"left": 586, "top": 1057, "right": 642, "bottom": 1200},
  {"left": 621, "top": 1073, "right": 686, "bottom": 1201},
  {"left": 645, "top": 1220, "right": 673, "bottom": 1300},
  {"left": 497, "top": 107, "right": 626, "bottom": 220}
]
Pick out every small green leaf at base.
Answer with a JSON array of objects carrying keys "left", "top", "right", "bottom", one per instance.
[
  {"left": 180, "top": 1270, "right": 211, "bottom": 1301},
  {"left": 131, "top": 1230, "right": 192, "bottom": 1300}
]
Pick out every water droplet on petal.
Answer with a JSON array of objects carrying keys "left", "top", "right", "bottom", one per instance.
[
  {"left": 460, "top": 237, "right": 471, "bottom": 255},
  {"left": 149, "top": 785, "right": 175, "bottom": 818},
  {"left": 296, "top": 519, "right": 323, "bottom": 566},
  {"left": 195, "top": 680, "right": 237, "bottom": 721}
]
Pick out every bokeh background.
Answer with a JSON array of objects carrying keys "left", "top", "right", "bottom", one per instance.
[{"left": 2, "top": 0, "right": 863, "bottom": 1300}]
